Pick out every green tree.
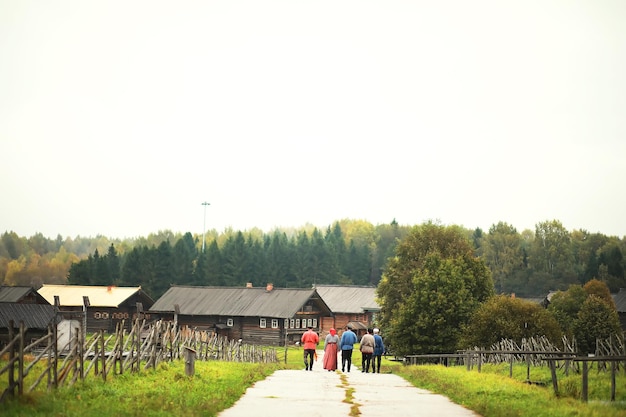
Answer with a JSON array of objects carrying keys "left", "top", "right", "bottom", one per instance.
[
  {"left": 547, "top": 285, "right": 588, "bottom": 338},
  {"left": 172, "top": 232, "right": 196, "bottom": 285},
  {"left": 530, "top": 220, "right": 576, "bottom": 289},
  {"left": 377, "top": 222, "right": 494, "bottom": 355},
  {"left": 264, "top": 231, "right": 292, "bottom": 288},
  {"left": 371, "top": 220, "right": 407, "bottom": 285},
  {"left": 193, "top": 238, "right": 222, "bottom": 287},
  {"left": 292, "top": 231, "right": 312, "bottom": 288},
  {"left": 573, "top": 295, "right": 622, "bottom": 354},
  {"left": 221, "top": 232, "right": 248, "bottom": 287},
  {"left": 460, "top": 295, "right": 561, "bottom": 348},
  {"left": 106, "top": 244, "right": 120, "bottom": 285},
  {"left": 583, "top": 278, "right": 615, "bottom": 309},
  {"left": 152, "top": 241, "right": 173, "bottom": 298},
  {"left": 481, "top": 222, "right": 524, "bottom": 294},
  {"left": 597, "top": 241, "right": 626, "bottom": 292}
]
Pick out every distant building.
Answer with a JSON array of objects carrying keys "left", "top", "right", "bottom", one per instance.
[
  {"left": 37, "top": 284, "right": 154, "bottom": 333},
  {"left": 149, "top": 283, "right": 332, "bottom": 346},
  {"left": 0, "top": 285, "right": 49, "bottom": 304},
  {"left": 315, "top": 285, "right": 380, "bottom": 338}
]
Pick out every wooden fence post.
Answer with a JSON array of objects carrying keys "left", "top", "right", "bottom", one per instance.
[
  {"left": 7, "top": 320, "right": 14, "bottom": 399},
  {"left": 183, "top": 346, "right": 196, "bottom": 376},
  {"left": 611, "top": 361, "right": 616, "bottom": 402},
  {"left": 101, "top": 329, "right": 106, "bottom": 382},
  {"left": 548, "top": 359, "right": 558, "bottom": 396},
  {"left": 582, "top": 361, "right": 588, "bottom": 402},
  {"left": 18, "top": 321, "right": 25, "bottom": 396}
]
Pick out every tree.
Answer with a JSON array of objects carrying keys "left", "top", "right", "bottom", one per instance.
[
  {"left": 377, "top": 222, "right": 494, "bottom": 355},
  {"left": 193, "top": 238, "right": 223, "bottom": 286},
  {"left": 292, "top": 231, "right": 312, "bottom": 288},
  {"left": 583, "top": 278, "right": 615, "bottom": 309},
  {"left": 530, "top": 220, "right": 576, "bottom": 289},
  {"left": 221, "top": 232, "right": 248, "bottom": 286},
  {"left": 597, "top": 241, "right": 626, "bottom": 292},
  {"left": 547, "top": 285, "right": 588, "bottom": 338},
  {"left": 573, "top": 295, "right": 622, "bottom": 354},
  {"left": 172, "top": 233, "right": 196, "bottom": 285},
  {"left": 460, "top": 295, "right": 561, "bottom": 348},
  {"left": 481, "top": 222, "right": 524, "bottom": 294},
  {"left": 264, "top": 231, "right": 292, "bottom": 288}
]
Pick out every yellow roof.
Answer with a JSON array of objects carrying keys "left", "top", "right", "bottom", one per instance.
[{"left": 38, "top": 284, "right": 142, "bottom": 307}]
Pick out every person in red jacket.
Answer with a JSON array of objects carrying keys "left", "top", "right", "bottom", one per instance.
[{"left": 301, "top": 326, "right": 319, "bottom": 371}]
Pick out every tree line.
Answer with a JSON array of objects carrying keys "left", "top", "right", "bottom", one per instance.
[
  {"left": 377, "top": 222, "right": 623, "bottom": 356},
  {"left": 1, "top": 219, "right": 625, "bottom": 300}
]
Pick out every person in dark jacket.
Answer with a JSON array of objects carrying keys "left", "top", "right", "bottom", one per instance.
[{"left": 372, "top": 328, "right": 385, "bottom": 373}]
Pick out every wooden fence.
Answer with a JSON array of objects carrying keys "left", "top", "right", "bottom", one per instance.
[
  {"left": 0, "top": 318, "right": 279, "bottom": 403},
  {"left": 404, "top": 335, "right": 626, "bottom": 402}
]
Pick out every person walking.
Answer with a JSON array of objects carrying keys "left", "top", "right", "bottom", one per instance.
[
  {"left": 372, "top": 328, "right": 385, "bottom": 373},
  {"left": 301, "top": 326, "right": 319, "bottom": 371},
  {"left": 322, "top": 328, "right": 339, "bottom": 371},
  {"left": 339, "top": 325, "right": 357, "bottom": 372},
  {"left": 360, "top": 328, "right": 375, "bottom": 373}
]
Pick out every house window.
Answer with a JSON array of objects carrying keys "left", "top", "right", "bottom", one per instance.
[
  {"left": 307, "top": 319, "right": 313, "bottom": 328},
  {"left": 271, "top": 319, "right": 279, "bottom": 328},
  {"left": 290, "top": 319, "right": 295, "bottom": 328},
  {"left": 227, "top": 318, "right": 233, "bottom": 327},
  {"left": 313, "top": 319, "right": 317, "bottom": 328},
  {"left": 295, "top": 319, "right": 300, "bottom": 328},
  {"left": 260, "top": 318, "right": 267, "bottom": 328}
]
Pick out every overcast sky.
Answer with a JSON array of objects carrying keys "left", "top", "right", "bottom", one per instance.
[{"left": 2, "top": 1, "right": 625, "bottom": 240}]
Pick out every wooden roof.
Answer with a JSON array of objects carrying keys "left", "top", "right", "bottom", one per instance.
[
  {"left": 0, "top": 286, "right": 49, "bottom": 304},
  {"left": 149, "top": 285, "right": 332, "bottom": 318},
  {"left": 315, "top": 285, "right": 380, "bottom": 314},
  {"left": 613, "top": 288, "right": 626, "bottom": 313},
  {"left": 0, "top": 303, "right": 59, "bottom": 330},
  {"left": 38, "top": 285, "right": 154, "bottom": 308}
]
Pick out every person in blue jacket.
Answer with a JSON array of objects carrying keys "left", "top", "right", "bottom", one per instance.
[
  {"left": 372, "top": 328, "right": 386, "bottom": 373},
  {"left": 339, "top": 325, "right": 358, "bottom": 372}
]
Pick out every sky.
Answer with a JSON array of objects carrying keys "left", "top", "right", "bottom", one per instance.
[{"left": 1, "top": 1, "right": 626, "bottom": 240}]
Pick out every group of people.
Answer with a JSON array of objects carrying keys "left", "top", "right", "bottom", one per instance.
[{"left": 300, "top": 325, "right": 385, "bottom": 373}]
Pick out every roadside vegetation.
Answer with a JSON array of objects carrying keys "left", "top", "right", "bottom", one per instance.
[
  {"left": 3, "top": 348, "right": 626, "bottom": 417},
  {"left": 388, "top": 360, "right": 626, "bottom": 417},
  {"left": 1, "top": 359, "right": 283, "bottom": 417}
]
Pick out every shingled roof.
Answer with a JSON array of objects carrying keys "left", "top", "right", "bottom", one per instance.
[
  {"left": 149, "top": 285, "right": 331, "bottom": 318},
  {"left": 613, "top": 288, "right": 626, "bottom": 313},
  {"left": 0, "top": 303, "right": 59, "bottom": 330},
  {"left": 315, "top": 285, "right": 380, "bottom": 313},
  {"left": 0, "top": 286, "right": 49, "bottom": 304}
]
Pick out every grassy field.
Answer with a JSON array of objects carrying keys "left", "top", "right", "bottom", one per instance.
[
  {"left": 387, "top": 360, "right": 626, "bottom": 417},
  {"left": 2, "top": 348, "right": 626, "bottom": 417}
]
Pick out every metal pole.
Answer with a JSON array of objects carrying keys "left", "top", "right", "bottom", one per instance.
[{"left": 201, "top": 201, "right": 210, "bottom": 252}]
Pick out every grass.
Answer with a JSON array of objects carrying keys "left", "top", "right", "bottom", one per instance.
[
  {"left": 390, "top": 361, "right": 626, "bottom": 417},
  {"left": 1, "top": 360, "right": 281, "bottom": 417},
  {"left": 4, "top": 348, "right": 626, "bottom": 417}
]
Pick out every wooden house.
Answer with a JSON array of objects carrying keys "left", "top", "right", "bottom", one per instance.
[
  {"left": 0, "top": 285, "right": 49, "bottom": 304},
  {"left": 315, "top": 285, "right": 380, "bottom": 338},
  {"left": 148, "top": 283, "right": 332, "bottom": 346},
  {"left": 0, "top": 303, "right": 59, "bottom": 347},
  {"left": 37, "top": 284, "right": 154, "bottom": 333}
]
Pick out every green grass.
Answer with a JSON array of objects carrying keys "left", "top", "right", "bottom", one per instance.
[
  {"left": 5, "top": 349, "right": 625, "bottom": 417},
  {"left": 1, "top": 360, "right": 281, "bottom": 417},
  {"left": 391, "top": 361, "right": 626, "bottom": 417}
]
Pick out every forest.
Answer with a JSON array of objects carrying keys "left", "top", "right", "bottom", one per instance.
[{"left": 1, "top": 218, "right": 625, "bottom": 300}]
